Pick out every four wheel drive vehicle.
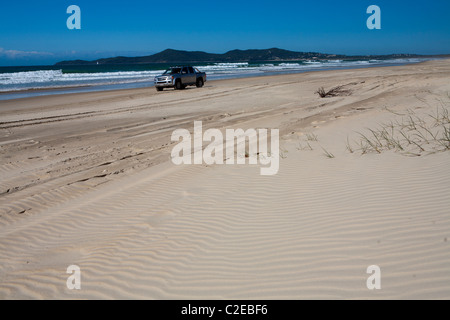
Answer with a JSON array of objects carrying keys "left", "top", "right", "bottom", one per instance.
[{"left": 154, "top": 66, "right": 206, "bottom": 91}]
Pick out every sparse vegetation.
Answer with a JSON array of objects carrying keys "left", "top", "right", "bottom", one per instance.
[
  {"left": 306, "top": 133, "right": 318, "bottom": 141},
  {"left": 297, "top": 132, "right": 318, "bottom": 151},
  {"left": 345, "top": 136, "right": 354, "bottom": 153},
  {"left": 315, "top": 85, "right": 352, "bottom": 98},
  {"left": 297, "top": 132, "right": 336, "bottom": 158},
  {"left": 297, "top": 141, "right": 314, "bottom": 151},
  {"left": 321, "top": 147, "right": 335, "bottom": 158},
  {"left": 347, "top": 105, "right": 450, "bottom": 156}
]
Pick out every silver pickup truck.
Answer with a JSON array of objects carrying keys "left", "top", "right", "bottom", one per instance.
[{"left": 154, "top": 66, "right": 206, "bottom": 91}]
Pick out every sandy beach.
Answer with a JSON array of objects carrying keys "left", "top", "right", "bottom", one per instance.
[{"left": 1, "top": 60, "right": 449, "bottom": 299}]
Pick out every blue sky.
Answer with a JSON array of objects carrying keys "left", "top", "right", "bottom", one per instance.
[{"left": 0, "top": 0, "right": 449, "bottom": 65}]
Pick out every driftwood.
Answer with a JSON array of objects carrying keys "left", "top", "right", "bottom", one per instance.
[{"left": 315, "top": 85, "right": 352, "bottom": 98}]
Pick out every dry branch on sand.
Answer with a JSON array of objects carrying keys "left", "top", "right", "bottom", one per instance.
[{"left": 315, "top": 85, "right": 352, "bottom": 98}]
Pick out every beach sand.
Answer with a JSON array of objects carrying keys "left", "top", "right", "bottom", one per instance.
[{"left": 1, "top": 60, "right": 449, "bottom": 299}]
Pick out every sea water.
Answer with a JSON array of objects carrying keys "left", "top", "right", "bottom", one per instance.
[{"left": 0, "top": 58, "right": 429, "bottom": 100}]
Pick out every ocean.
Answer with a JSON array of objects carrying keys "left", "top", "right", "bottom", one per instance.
[{"left": 0, "top": 58, "right": 429, "bottom": 100}]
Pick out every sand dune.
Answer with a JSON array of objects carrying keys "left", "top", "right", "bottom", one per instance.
[{"left": 1, "top": 60, "right": 450, "bottom": 299}]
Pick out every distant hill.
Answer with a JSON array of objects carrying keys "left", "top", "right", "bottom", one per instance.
[{"left": 55, "top": 48, "right": 422, "bottom": 66}]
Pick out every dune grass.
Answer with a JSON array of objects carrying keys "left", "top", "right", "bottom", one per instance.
[{"left": 347, "top": 105, "right": 450, "bottom": 156}]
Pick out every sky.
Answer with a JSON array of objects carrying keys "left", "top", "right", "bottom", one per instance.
[{"left": 0, "top": 0, "right": 449, "bottom": 66}]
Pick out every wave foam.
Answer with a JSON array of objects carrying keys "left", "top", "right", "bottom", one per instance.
[{"left": 0, "top": 58, "right": 428, "bottom": 93}]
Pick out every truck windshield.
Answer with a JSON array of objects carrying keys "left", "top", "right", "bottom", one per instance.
[{"left": 163, "top": 68, "right": 181, "bottom": 75}]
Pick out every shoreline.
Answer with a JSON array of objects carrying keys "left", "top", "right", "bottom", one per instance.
[{"left": 0, "top": 59, "right": 432, "bottom": 102}]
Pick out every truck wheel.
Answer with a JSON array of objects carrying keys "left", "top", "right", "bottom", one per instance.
[
  {"left": 156, "top": 87, "right": 163, "bottom": 92},
  {"left": 196, "top": 78, "right": 204, "bottom": 88},
  {"left": 175, "top": 80, "right": 183, "bottom": 90}
]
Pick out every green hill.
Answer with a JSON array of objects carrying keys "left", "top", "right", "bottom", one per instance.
[{"left": 55, "top": 48, "right": 420, "bottom": 66}]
